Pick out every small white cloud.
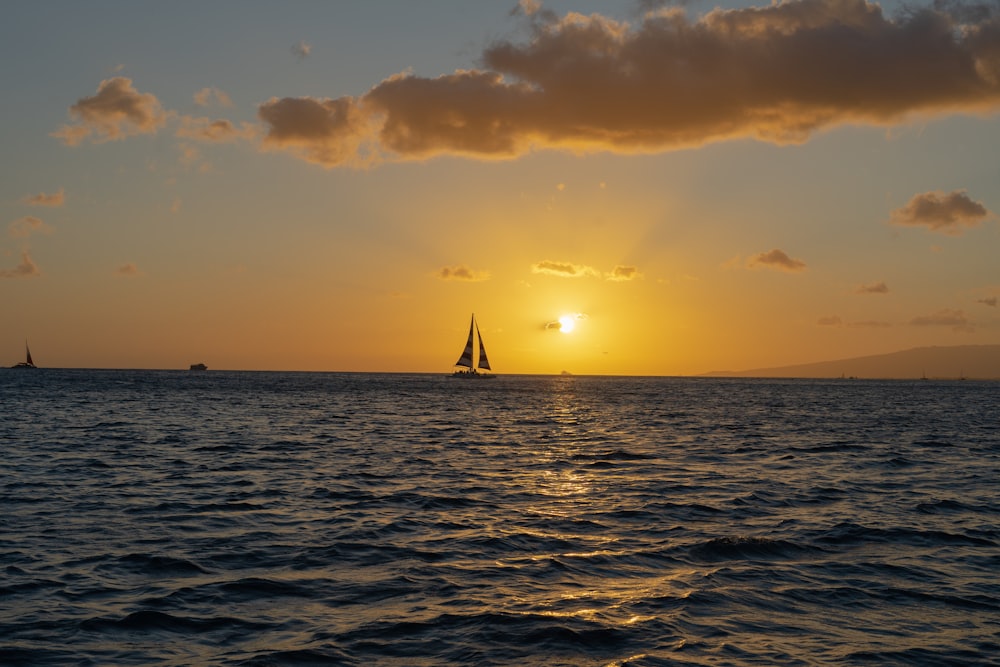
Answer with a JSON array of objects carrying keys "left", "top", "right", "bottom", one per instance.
[
  {"left": 910, "top": 308, "right": 973, "bottom": 332},
  {"left": 0, "top": 250, "right": 41, "bottom": 279},
  {"left": 532, "top": 260, "right": 599, "bottom": 278},
  {"left": 747, "top": 248, "right": 806, "bottom": 273},
  {"left": 193, "top": 87, "right": 233, "bottom": 108},
  {"left": 437, "top": 264, "right": 490, "bottom": 281},
  {"left": 52, "top": 77, "right": 167, "bottom": 145},
  {"left": 606, "top": 265, "right": 640, "bottom": 281},
  {"left": 8, "top": 216, "right": 53, "bottom": 239},
  {"left": 21, "top": 188, "right": 65, "bottom": 207},
  {"left": 855, "top": 281, "right": 889, "bottom": 294},
  {"left": 890, "top": 190, "right": 990, "bottom": 235},
  {"left": 116, "top": 262, "right": 142, "bottom": 277},
  {"left": 292, "top": 41, "right": 312, "bottom": 61}
]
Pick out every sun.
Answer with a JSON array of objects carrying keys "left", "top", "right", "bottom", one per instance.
[{"left": 558, "top": 315, "right": 576, "bottom": 334}]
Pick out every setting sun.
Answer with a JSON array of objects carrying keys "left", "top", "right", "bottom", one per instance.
[{"left": 558, "top": 315, "right": 576, "bottom": 334}]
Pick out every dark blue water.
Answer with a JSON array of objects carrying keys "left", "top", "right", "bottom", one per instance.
[{"left": 2, "top": 371, "right": 998, "bottom": 666}]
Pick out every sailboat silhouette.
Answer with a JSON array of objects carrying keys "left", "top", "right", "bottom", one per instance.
[
  {"left": 11, "top": 341, "right": 36, "bottom": 369},
  {"left": 452, "top": 314, "right": 495, "bottom": 378}
]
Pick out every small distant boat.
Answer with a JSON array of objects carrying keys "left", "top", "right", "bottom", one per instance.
[
  {"left": 452, "top": 314, "right": 495, "bottom": 379},
  {"left": 189, "top": 363, "right": 208, "bottom": 371},
  {"left": 11, "top": 341, "right": 36, "bottom": 369}
]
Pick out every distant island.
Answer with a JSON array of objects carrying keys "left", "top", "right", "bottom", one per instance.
[{"left": 703, "top": 345, "right": 1000, "bottom": 380}]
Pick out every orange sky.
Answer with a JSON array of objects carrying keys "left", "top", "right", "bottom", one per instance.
[{"left": 2, "top": 0, "right": 999, "bottom": 374}]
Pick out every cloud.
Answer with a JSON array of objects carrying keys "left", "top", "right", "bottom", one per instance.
[
  {"left": 52, "top": 77, "right": 167, "bottom": 145},
  {"left": 0, "top": 250, "right": 41, "bottom": 279},
  {"left": 21, "top": 188, "right": 65, "bottom": 207},
  {"left": 255, "top": 0, "right": 1000, "bottom": 167},
  {"left": 176, "top": 116, "right": 257, "bottom": 142},
  {"left": 115, "top": 262, "right": 142, "bottom": 277},
  {"left": 890, "top": 189, "right": 991, "bottom": 235},
  {"left": 847, "top": 320, "right": 892, "bottom": 328},
  {"left": 817, "top": 315, "right": 842, "bottom": 326},
  {"left": 910, "top": 308, "right": 974, "bottom": 332},
  {"left": 531, "top": 259, "right": 599, "bottom": 277},
  {"left": 257, "top": 96, "right": 376, "bottom": 167},
  {"left": 8, "top": 216, "right": 52, "bottom": 239},
  {"left": 514, "top": 0, "right": 544, "bottom": 17},
  {"left": 293, "top": 41, "right": 312, "bottom": 61},
  {"left": 977, "top": 296, "right": 998, "bottom": 307},
  {"left": 437, "top": 264, "right": 490, "bottom": 281},
  {"left": 747, "top": 248, "right": 806, "bottom": 272},
  {"left": 193, "top": 87, "right": 233, "bottom": 107},
  {"left": 856, "top": 281, "right": 889, "bottom": 294},
  {"left": 606, "top": 265, "right": 640, "bottom": 281}
]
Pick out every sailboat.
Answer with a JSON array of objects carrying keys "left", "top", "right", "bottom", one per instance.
[
  {"left": 452, "top": 314, "right": 495, "bottom": 378},
  {"left": 11, "top": 341, "right": 36, "bottom": 369}
]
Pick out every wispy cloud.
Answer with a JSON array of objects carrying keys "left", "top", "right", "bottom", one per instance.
[
  {"left": 819, "top": 315, "right": 893, "bottom": 327},
  {"left": 176, "top": 117, "right": 257, "bottom": 143},
  {"left": 21, "top": 188, "right": 65, "bottom": 207},
  {"left": 0, "top": 250, "right": 41, "bottom": 279},
  {"left": 890, "top": 189, "right": 991, "bottom": 235},
  {"left": 292, "top": 41, "right": 312, "bottom": 61},
  {"left": 8, "top": 216, "right": 52, "bottom": 239},
  {"left": 747, "top": 248, "right": 806, "bottom": 273},
  {"left": 193, "top": 87, "right": 233, "bottom": 108},
  {"left": 531, "top": 260, "right": 599, "bottom": 278},
  {"left": 910, "top": 308, "right": 973, "bottom": 332},
  {"left": 977, "top": 296, "right": 998, "bottom": 307},
  {"left": 606, "top": 265, "right": 640, "bottom": 281},
  {"left": 847, "top": 320, "right": 892, "bottom": 328},
  {"left": 256, "top": 0, "right": 1000, "bottom": 167},
  {"left": 437, "top": 264, "right": 490, "bottom": 281},
  {"left": 52, "top": 77, "right": 167, "bottom": 145},
  {"left": 115, "top": 262, "right": 142, "bottom": 277},
  {"left": 855, "top": 281, "right": 889, "bottom": 294}
]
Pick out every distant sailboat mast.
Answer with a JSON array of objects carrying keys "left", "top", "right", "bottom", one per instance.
[{"left": 25, "top": 341, "right": 33, "bottom": 367}]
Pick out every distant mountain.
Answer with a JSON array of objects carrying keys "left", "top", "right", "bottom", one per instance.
[{"left": 703, "top": 345, "right": 1000, "bottom": 379}]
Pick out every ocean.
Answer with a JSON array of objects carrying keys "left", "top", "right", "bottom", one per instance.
[{"left": 1, "top": 370, "right": 997, "bottom": 666}]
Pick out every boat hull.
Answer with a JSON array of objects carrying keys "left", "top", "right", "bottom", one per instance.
[{"left": 451, "top": 370, "right": 495, "bottom": 379}]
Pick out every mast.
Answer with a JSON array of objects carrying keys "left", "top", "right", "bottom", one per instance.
[
  {"left": 454, "top": 314, "right": 475, "bottom": 369},
  {"left": 25, "top": 341, "right": 33, "bottom": 366}
]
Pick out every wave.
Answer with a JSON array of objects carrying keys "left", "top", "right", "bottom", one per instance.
[
  {"left": 101, "top": 553, "right": 209, "bottom": 576},
  {"left": 4, "top": 372, "right": 998, "bottom": 666},
  {"left": 814, "top": 522, "right": 998, "bottom": 548},
  {"left": 80, "top": 609, "right": 268, "bottom": 635},
  {"left": 685, "top": 536, "right": 824, "bottom": 562}
]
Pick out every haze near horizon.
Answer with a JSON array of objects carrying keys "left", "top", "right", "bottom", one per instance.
[{"left": 2, "top": 0, "right": 998, "bottom": 374}]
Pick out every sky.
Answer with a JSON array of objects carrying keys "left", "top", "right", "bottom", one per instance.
[{"left": 2, "top": 0, "right": 999, "bottom": 375}]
